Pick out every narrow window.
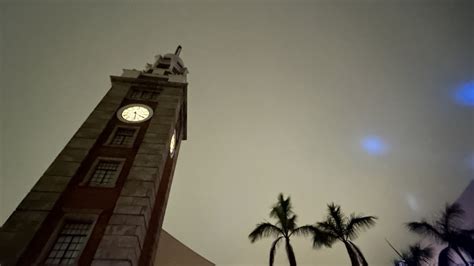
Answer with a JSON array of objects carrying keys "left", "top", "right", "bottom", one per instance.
[
  {"left": 89, "top": 160, "right": 122, "bottom": 186},
  {"left": 130, "top": 89, "right": 141, "bottom": 99},
  {"left": 141, "top": 91, "right": 152, "bottom": 100},
  {"left": 147, "top": 91, "right": 159, "bottom": 100},
  {"left": 110, "top": 127, "right": 137, "bottom": 146},
  {"left": 128, "top": 87, "right": 160, "bottom": 101},
  {"left": 156, "top": 63, "right": 170, "bottom": 69},
  {"left": 44, "top": 222, "right": 92, "bottom": 265}
]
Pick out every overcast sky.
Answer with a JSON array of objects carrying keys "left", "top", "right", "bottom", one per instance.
[{"left": 1, "top": 1, "right": 473, "bottom": 265}]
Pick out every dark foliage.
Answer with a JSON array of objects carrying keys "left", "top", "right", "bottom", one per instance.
[
  {"left": 249, "top": 194, "right": 315, "bottom": 266},
  {"left": 313, "top": 203, "right": 377, "bottom": 266},
  {"left": 406, "top": 203, "right": 474, "bottom": 266},
  {"left": 391, "top": 243, "right": 433, "bottom": 266}
]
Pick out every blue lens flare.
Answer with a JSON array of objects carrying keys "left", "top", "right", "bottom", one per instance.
[
  {"left": 361, "top": 136, "right": 389, "bottom": 156},
  {"left": 453, "top": 81, "right": 474, "bottom": 106}
]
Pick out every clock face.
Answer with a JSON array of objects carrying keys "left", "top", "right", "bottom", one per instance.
[
  {"left": 170, "top": 130, "right": 177, "bottom": 157},
  {"left": 117, "top": 104, "right": 153, "bottom": 123}
]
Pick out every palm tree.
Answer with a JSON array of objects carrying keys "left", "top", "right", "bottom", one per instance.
[
  {"left": 387, "top": 240, "right": 433, "bottom": 266},
  {"left": 312, "top": 203, "right": 377, "bottom": 266},
  {"left": 407, "top": 203, "right": 474, "bottom": 266},
  {"left": 248, "top": 193, "right": 315, "bottom": 266}
]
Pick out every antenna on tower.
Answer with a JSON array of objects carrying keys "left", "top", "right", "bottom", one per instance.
[{"left": 175, "top": 45, "right": 182, "bottom": 56}]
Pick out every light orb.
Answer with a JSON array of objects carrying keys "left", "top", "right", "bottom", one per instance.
[
  {"left": 453, "top": 81, "right": 474, "bottom": 106},
  {"left": 361, "top": 135, "right": 389, "bottom": 156}
]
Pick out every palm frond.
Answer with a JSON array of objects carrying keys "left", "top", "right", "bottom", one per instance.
[
  {"left": 281, "top": 196, "right": 292, "bottom": 213},
  {"left": 327, "top": 203, "right": 345, "bottom": 234},
  {"left": 444, "top": 203, "right": 465, "bottom": 220},
  {"left": 270, "top": 194, "right": 295, "bottom": 235},
  {"left": 269, "top": 200, "right": 281, "bottom": 220},
  {"left": 440, "top": 203, "right": 465, "bottom": 232},
  {"left": 406, "top": 221, "right": 443, "bottom": 242},
  {"left": 312, "top": 226, "right": 337, "bottom": 248},
  {"left": 271, "top": 206, "right": 288, "bottom": 235},
  {"left": 290, "top": 225, "right": 315, "bottom": 237},
  {"left": 316, "top": 220, "right": 338, "bottom": 236},
  {"left": 287, "top": 215, "right": 298, "bottom": 231},
  {"left": 395, "top": 243, "right": 433, "bottom": 265},
  {"left": 269, "top": 236, "right": 284, "bottom": 266},
  {"left": 249, "top": 222, "right": 283, "bottom": 243},
  {"left": 269, "top": 194, "right": 282, "bottom": 219},
  {"left": 270, "top": 194, "right": 294, "bottom": 219},
  {"left": 408, "top": 243, "right": 433, "bottom": 263},
  {"left": 346, "top": 214, "right": 377, "bottom": 240}
]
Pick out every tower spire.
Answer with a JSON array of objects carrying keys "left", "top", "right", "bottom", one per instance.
[
  {"left": 175, "top": 45, "right": 182, "bottom": 56},
  {"left": 137, "top": 46, "right": 188, "bottom": 83}
]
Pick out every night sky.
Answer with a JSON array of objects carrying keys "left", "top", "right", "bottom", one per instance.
[{"left": 1, "top": 1, "right": 473, "bottom": 265}]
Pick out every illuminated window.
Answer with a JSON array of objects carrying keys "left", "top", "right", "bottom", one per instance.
[
  {"left": 170, "top": 130, "right": 177, "bottom": 157},
  {"left": 109, "top": 127, "right": 137, "bottom": 146},
  {"left": 44, "top": 222, "right": 92, "bottom": 265}
]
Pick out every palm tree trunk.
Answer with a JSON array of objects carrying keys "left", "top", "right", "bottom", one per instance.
[
  {"left": 349, "top": 241, "right": 368, "bottom": 266},
  {"left": 438, "top": 247, "right": 450, "bottom": 266},
  {"left": 285, "top": 238, "right": 297, "bottom": 266},
  {"left": 453, "top": 246, "right": 469, "bottom": 266},
  {"left": 439, "top": 247, "right": 458, "bottom": 266},
  {"left": 344, "top": 240, "right": 360, "bottom": 266}
]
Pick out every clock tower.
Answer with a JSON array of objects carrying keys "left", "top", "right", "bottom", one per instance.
[{"left": 0, "top": 47, "right": 188, "bottom": 266}]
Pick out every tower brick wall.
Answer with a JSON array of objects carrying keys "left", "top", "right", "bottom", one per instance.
[{"left": 0, "top": 50, "right": 189, "bottom": 266}]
